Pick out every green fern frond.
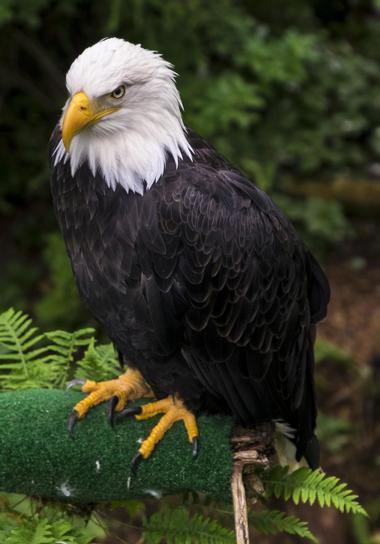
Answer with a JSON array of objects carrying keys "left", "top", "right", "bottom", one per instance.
[
  {"left": 0, "top": 513, "right": 20, "bottom": 540},
  {"left": 0, "top": 308, "right": 52, "bottom": 390},
  {"left": 74, "top": 340, "right": 120, "bottom": 382},
  {"left": 5, "top": 517, "right": 52, "bottom": 544},
  {"left": 0, "top": 495, "right": 101, "bottom": 544},
  {"left": 3, "top": 515, "right": 95, "bottom": 544},
  {"left": 41, "top": 509, "right": 95, "bottom": 544},
  {"left": 262, "top": 466, "right": 368, "bottom": 517},
  {"left": 142, "top": 507, "right": 235, "bottom": 544},
  {"left": 251, "top": 509, "right": 318, "bottom": 542},
  {"left": 0, "top": 308, "right": 95, "bottom": 390},
  {"left": 45, "top": 328, "right": 94, "bottom": 387}
]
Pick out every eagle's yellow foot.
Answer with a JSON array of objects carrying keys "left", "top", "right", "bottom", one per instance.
[
  {"left": 117, "top": 396, "right": 199, "bottom": 478},
  {"left": 67, "top": 368, "right": 153, "bottom": 436}
]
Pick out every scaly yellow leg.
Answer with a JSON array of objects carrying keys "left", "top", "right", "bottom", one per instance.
[
  {"left": 67, "top": 368, "right": 153, "bottom": 435},
  {"left": 118, "top": 396, "right": 199, "bottom": 480}
]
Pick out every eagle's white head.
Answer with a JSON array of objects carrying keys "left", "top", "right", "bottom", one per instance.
[{"left": 54, "top": 38, "right": 192, "bottom": 194}]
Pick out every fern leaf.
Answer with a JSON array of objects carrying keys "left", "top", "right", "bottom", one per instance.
[
  {"left": 0, "top": 496, "right": 101, "bottom": 544},
  {"left": 74, "top": 340, "right": 121, "bottom": 382},
  {"left": 251, "top": 509, "right": 318, "bottom": 542},
  {"left": 45, "top": 328, "right": 94, "bottom": 387},
  {"left": 0, "top": 309, "right": 50, "bottom": 390},
  {"left": 142, "top": 507, "right": 235, "bottom": 544},
  {"left": 5, "top": 518, "right": 53, "bottom": 544},
  {"left": 0, "top": 308, "right": 95, "bottom": 390},
  {"left": 262, "top": 466, "right": 368, "bottom": 517},
  {"left": 46, "top": 328, "right": 94, "bottom": 361},
  {"left": 43, "top": 509, "right": 95, "bottom": 544}
]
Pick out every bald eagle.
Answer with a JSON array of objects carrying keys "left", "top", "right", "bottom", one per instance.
[{"left": 49, "top": 38, "right": 329, "bottom": 472}]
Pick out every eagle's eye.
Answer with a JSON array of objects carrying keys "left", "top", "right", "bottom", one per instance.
[{"left": 110, "top": 85, "right": 126, "bottom": 99}]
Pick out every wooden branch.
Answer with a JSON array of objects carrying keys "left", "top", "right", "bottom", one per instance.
[
  {"left": 231, "top": 425, "right": 275, "bottom": 543},
  {"left": 231, "top": 457, "right": 249, "bottom": 543}
]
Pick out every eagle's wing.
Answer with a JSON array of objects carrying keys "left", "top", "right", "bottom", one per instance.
[{"left": 137, "top": 135, "right": 329, "bottom": 460}]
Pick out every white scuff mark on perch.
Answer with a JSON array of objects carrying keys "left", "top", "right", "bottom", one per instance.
[
  {"left": 57, "top": 480, "right": 73, "bottom": 497},
  {"left": 142, "top": 488, "right": 163, "bottom": 499}
]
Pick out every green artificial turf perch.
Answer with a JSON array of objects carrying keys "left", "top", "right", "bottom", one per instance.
[{"left": 0, "top": 389, "right": 234, "bottom": 503}]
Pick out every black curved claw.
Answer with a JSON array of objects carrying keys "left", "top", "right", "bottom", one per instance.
[
  {"left": 107, "top": 395, "right": 119, "bottom": 428},
  {"left": 127, "top": 451, "right": 143, "bottom": 490},
  {"left": 68, "top": 410, "right": 79, "bottom": 438},
  {"left": 191, "top": 437, "right": 199, "bottom": 458},
  {"left": 66, "top": 379, "right": 86, "bottom": 390},
  {"left": 131, "top": 451, "right": 143, "bottom": 474},
  {"left": 116, "top": 405, "right": 142, "bottom": 421}
]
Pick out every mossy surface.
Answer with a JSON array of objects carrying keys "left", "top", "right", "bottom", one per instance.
[{"left": 0, "top": 389, "right": 233, "bottom": 503}]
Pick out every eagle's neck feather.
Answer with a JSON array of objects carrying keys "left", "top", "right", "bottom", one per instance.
[{"left": 53, "top": 111, "right": 192, "bottom": 195}]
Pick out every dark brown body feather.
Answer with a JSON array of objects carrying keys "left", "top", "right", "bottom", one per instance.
[{"left": 49, "top": 129, "right": 330, "bottom": 466}]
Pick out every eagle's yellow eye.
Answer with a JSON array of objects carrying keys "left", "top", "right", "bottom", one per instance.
[{"left": 111, "top": 85, "right": 126, "bottom": 99}]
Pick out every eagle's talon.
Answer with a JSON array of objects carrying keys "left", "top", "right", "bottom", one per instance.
[
  {"left": 191, "top": 437, "right": 199, "bottom": 458},
  {"left": 66, "top": 379, "right": 86, "bottom": 390},
  {"left": 127, "top": 396, "right": 199, "bottom": 462},
  {"left": 68, "top": 410, "right": 79, "bottom": 438},
  {"left": 68, "top": 368, "right": 152, "bottom": 424},
  {"left": 130, "top": 451, "right": 143, "bottom": 475},
  {"left": 107, "top": 395, "right": 119, "bottom": 427},
  {"left": 117, "top": 405, "right": 143, "bottom": 420},
  {"left": 128, "top": 451, "right": 143, "bottom": 489}
]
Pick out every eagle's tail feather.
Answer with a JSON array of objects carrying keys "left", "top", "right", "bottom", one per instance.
[{"left": 274, "top": 421, "right": 320, "bottom": 471}]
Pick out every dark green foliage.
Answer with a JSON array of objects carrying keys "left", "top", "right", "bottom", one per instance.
[
  {"left": 0, "top": 493, "right": 104, "bottom": 544},
  {"left": 315, "top": 338, "right": 353, "bottom": 365},
  {"left": 35, "top": 234, "right": 87, "bottom": 330},
  {"left": 250, "top": 509, "right": 318, "bottom": 542},
  {"left": 273, "top": 195, "right": 352, "bottom": 256},
  {"left": 142, "top": 507, "right": 235, "bottom": 544},
  {"left": 317, "top": 413, "right": 352, "bottom": 454}
]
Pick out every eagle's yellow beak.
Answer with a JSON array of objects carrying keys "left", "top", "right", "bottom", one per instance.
[{"left": 62, "top": 91, "right": 119, "bottom": 151}]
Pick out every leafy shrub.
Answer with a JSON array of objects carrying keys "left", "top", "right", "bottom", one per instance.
[
  {"left": 0, "top": 493, "right": 104, "bottom": 544},
  {"left": 0, "top": 307, "right": 94, "bottom": 389},
  {"left": 35, "top": 234, "right": 88, "bottom": 330},
  {"left": 273, "top": 195, "right": 352, "bottom": 255}
]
